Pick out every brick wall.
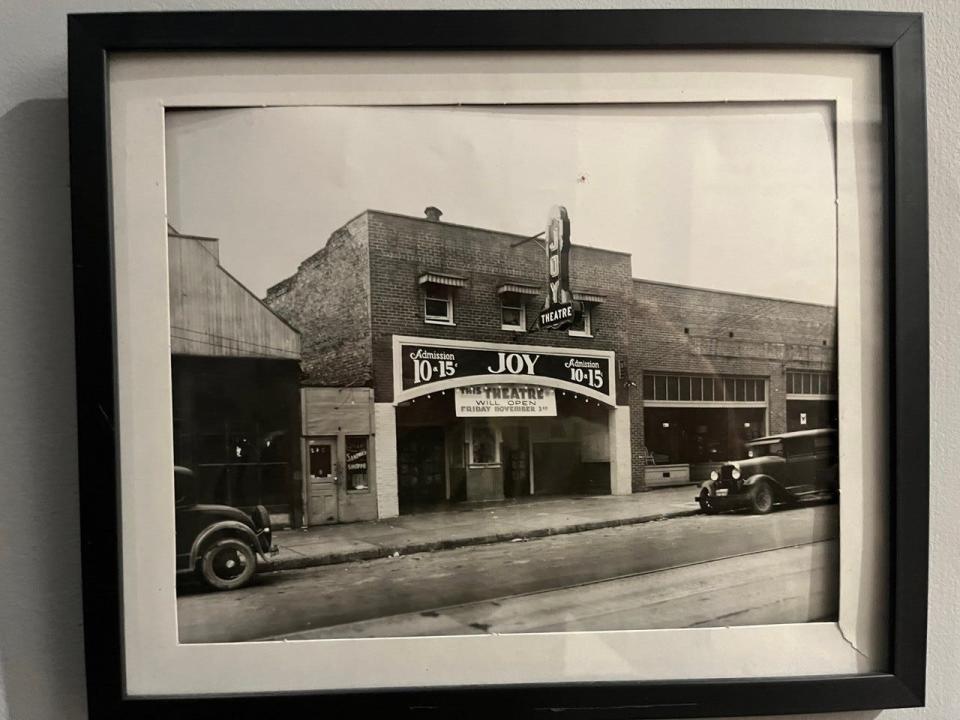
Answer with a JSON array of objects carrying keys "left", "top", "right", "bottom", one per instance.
[
  {"left": 365, "top": 211, "right": 634, "bottom": 405},
  {"left": 629, "top": 278, "right": 837, "bottom": 487},
  {"left": 260, "top": 207, "right": 838, "bottom": 495},
  {"left": 264, "top": 214, "right": 373, "bottom": 387},
  {"left": 632, "top": 279, "right": 836, "bottom": 374}
]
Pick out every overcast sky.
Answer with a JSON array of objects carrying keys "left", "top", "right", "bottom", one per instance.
[{"left": 165, "top": 103, "right": 837, "bottom": 305}]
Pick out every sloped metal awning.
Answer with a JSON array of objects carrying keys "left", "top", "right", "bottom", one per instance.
[
  {"left": 418, "top": 273, "right": 467, "bottom": 287},
  {"left": 497, "top": 283, "right": 541, "bottom": 296},
  {"left": 573, "top": 291, "right": 606, "bottom": 304}
]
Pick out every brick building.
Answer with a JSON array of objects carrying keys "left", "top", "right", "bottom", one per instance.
[
  {"left": 630, "top": 280, "right": 836, "bottom": 488},
  {"left": 265, "top": 208, "right": 836, "bottom": 526}
]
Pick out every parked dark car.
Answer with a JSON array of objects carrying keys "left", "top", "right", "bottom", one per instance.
[
  {"left": 696, "top": 428, "right": 838, "bottom": 515},
  {"left": 175, "top": 466, "right": 276, "bottom": 590}
]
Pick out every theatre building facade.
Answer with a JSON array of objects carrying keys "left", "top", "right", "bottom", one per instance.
[{"left": 264, "top": 208, "right": 836, "bottom": 526}]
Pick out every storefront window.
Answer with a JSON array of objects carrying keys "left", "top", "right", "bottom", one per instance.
[
  {"left": 654, "top": 375, "right": 666, "bottom": 399},
  {"left": 345, "top": 436, "right": 369, "bottom": 491},
  {"left": 667, "top": 376, "right": 679, "bottom": 400},
  {"left": 786, "top": 371, "right": 836, "bottom": 397},
  {"left": 703, "top": 378, "right": 714, "bottom": 401},
  {"left": 643, "top": 374, "right": 655, "bottom": 398},
  {"left": 643, "top": 373, "right": 768, "bottom": 403},
  {"left": 724, "top": 379, "right": 736, "bottom": 401},
  {"left": 229, "top": 433, "right": 253, "bottom": 462},
  {"left": 470, "top": 425, "right": 499, "bottom": 465},
  {"left": 736, "top": 379, "right": 746, "bottom": 401}
]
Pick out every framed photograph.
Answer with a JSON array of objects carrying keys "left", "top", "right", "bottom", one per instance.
[{"left": 68, "top": 9, "right": 929, "bottom": 719}]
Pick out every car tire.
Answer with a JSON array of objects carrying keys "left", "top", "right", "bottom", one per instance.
[
  {"left": 698, "top": 489, "right": 717, "bottom": 515},
  {"left": 199, "top": 537, "right": 257, "bottom": 591},
  {"left": 749, "top": 480, "right": 775, "bottom": 515}
]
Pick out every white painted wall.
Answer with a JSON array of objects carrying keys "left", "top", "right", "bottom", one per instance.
[
  {"left": 0, "top": 1, "right": 955, "bottom": 719},
  {"left": 374, "top": 403, "right": 399, "bottom": 519}
]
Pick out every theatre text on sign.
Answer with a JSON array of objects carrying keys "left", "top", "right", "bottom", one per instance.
[{"left": 455, "top": 385, "right": 558, "bottom": 417}]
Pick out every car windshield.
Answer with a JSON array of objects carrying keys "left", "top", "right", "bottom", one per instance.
[{"left": 746, "top": 441, "right": 783, "bottom": 458}]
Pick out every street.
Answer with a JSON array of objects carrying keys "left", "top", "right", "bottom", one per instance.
[{"left": 177, "top": 503, "right": 839, "bottom": 643}]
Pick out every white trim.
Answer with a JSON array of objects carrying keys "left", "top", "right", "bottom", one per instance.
[
  {"left": 373, "top": 404, "right": 398, "bottom": 520},
  {"left": 528, "top": 429, "right": 535, "bottom": 496},
  {"left": 110, "top": 48, "right": 882, "bottom": 699},
  {"left": 443, "top": 430, "right": 451, "bottom": 501},
  {"left": 393, "top": 333, "right": 615, "bottom": 359},
  {"left": 423, "top": 285, "right": 454, "bottom": 325},
  {"left": 644, "top": 400, "right": 769, "bottom": 409},
  {"left": 787, "top": 393, "right": 838, "bottom": 401},
  {"left": 610, "top": 406, "right": 632, "bottom": 495},
  {"left": 765, "top": 379, "right": 770, "bottom": 430},
  {"left": 392, "top": 334, "right": 617, "bottom": 405},
  {"left": 500, "top": 296, "right": 526, "bottom": 332},
  {"left": 399, "top": 375, "right": 615, "bottom": 406}
]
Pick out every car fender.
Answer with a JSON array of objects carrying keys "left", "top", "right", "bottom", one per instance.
[
  {"left": 742, "top": 473, "right": 787, "bottom": 496},
  {"left": 189, "top": 521, "right": 262, "bottom": 568}
]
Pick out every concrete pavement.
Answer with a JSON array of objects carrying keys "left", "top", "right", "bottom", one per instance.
[
  {"left": 178, "top": 504, "right": 840, "bottom": 643},
  {"left": 266, "top": 486, "right": 700, "bottom": 572},
  {"left": 271, "top": 540, "right": 839, "bottom": 640}
]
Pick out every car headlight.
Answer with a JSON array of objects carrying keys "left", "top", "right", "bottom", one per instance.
[
  {"left": 731, "top": 468, "right": 742, "bottom": 480},
  {"left": 710, "top": 470, "right": 719, "bottom": 481}
]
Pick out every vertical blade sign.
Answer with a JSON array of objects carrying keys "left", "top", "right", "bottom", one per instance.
[{"left": 539, "top": 205, "right": 576, "bottom": 330}]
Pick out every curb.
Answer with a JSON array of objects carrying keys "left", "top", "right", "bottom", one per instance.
[{"left": 264, "top": 507, "right": 701, "bottom": 572}]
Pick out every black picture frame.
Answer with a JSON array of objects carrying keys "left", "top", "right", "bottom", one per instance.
[{"left": 68, "top": 9, "right": 929, "bottom": 719}]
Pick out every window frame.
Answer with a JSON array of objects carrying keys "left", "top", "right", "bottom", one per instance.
[
  {"left": 567, "top": 303, "right": 593, "bottom": 337},
  {"left": 500, "top": 294, "right": 526, "bottom": 332},
  {"left": 344, "top": 435, "right": 371, "bottom": 493},
  {"left": 468, "top": 422, "right": 501, "bottom": 467},
  {"left": 423, "top": 284, "right": 455, "bottom": 325}
]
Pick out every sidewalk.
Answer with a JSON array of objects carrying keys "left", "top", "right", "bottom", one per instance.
[{"left": 265, "top": 485, "right": 701, "bottom": 572}]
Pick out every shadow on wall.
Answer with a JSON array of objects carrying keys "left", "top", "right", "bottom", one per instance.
[{"left": 0, "top": 98, "right": 87, "bottom": 720}]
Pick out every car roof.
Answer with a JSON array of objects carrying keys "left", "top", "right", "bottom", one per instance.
[{"left": 746, "top": 428, "right": 837, "bottom": 443}]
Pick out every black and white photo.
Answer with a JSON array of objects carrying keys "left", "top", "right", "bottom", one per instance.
[
  {"left": 164, "top": 102, "right": 841, "bottom": 643},
  {"left": 79, "top": 31, "right": 917, "bottom": 705}
]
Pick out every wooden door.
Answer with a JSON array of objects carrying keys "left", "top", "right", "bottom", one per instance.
[{"left": 307, "top": 438, "right": 339, "bottom": 525}]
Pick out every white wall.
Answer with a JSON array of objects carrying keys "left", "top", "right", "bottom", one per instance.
[{"left": 0, "top": 1, "right": 955, "bottom": 719}]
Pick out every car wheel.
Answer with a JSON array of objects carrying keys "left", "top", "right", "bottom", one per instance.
[
  {"left": 698, "top": 488, "right": 717, "bottom": 515},
  {"left": 200, "top": 537, "right": 257, "bottom": 591},
  {"left": 749, "top": 480, "right": 775, "bottom": 514}
]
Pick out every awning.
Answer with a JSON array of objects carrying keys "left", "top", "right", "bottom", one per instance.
[
  {"left": 573, "top": 291, "right": 606, "bottom": 304},
  {"left": 418, "top": 272, "right": 467, "bottom": 288},
  {"left": 497, "top": 283, "right": 541, "bottom": 296}
]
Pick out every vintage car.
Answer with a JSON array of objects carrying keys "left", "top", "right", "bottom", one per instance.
[
  {"left": 696, "top": 428, "right": 838, "bottom": 515},
  {"left": 175, "top": 465, "right": 276, "bottom": 590}
]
